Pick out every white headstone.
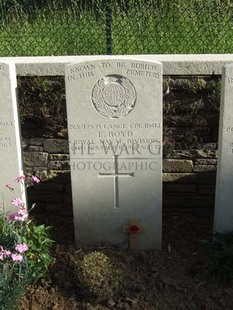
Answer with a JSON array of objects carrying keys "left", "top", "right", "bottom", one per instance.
[
  {"left": 0, "top": 62, "right": 25, "bottom": 212},
  {"left": 214, "top": 64, "right": 233, "bottom": 233},
  {"left": 65, "top": 58, "right": 162, "bottom": 250}
]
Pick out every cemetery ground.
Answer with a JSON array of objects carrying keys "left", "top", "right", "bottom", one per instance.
[{"left": 17, "top": 212, "right": 233, "bottom": 310}]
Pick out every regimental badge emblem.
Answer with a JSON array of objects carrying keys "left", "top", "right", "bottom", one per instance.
[{"left": 91, "top": 75, "right": 137, "bottom": 118}]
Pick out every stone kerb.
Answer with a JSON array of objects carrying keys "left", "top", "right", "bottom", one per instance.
[{"left": 0, "top": 54, "right": 233, "bottom": 76}]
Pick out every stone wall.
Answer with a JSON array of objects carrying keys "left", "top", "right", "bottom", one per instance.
[{"left": 21, "top": 75, "right": 221, "bottom": 217}]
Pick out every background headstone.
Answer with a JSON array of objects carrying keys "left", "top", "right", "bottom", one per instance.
[
  {"left": 214, "top": 64, "right": 233, "bottom": 233},
  {"left": 0, "top": 62, "right": 26, "bottom": 212},
  {"left": 66, "top": 58, "right": 162, "bottom": 250}
]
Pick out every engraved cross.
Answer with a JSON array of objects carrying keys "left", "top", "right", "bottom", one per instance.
[{"left": 98, "top": 155, "right": 134, "bottom": 208}]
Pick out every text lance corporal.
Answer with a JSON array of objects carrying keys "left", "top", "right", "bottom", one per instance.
[{"left": 69, "top": 123, "right": 161, "bottom": 130}]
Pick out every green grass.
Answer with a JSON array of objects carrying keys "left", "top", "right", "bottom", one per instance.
[{"left": 0, "top": 0, "right": 232, "bottom": 56}]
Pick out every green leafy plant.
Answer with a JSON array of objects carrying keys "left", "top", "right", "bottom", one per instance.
[
  {"left": 0, "top": 176, "right": 53, "bottom": 310},
  {"left": 72, "top": 251, "right": 122, "bottom": 302},
  {"left": 205, "top": 232, "right": 233, "bottom": 284}
]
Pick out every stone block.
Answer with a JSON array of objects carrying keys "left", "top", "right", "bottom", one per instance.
[
  {"left": 28, "top": 146, "right": 44, "bottom": 152},
  {"left": 29, "top": 138, "right": 44, "bottom": 146},
  {"left": 192, "top": 149, "right": 217, "bottom": 158},
  {"left": 26, "top": 171, "right": 49, "bottom": 182},
  {"left": 193, "top": 165, "right": 216, "bottom": 172},
  {"left": 47, "top": 170, "right": 71, "bottom": 181},
  {"left": 163, "top": 173, "right": 197, "bottom": 183},
  {"left": 48, "top": 160, "right": 70, "bottom": 170},
  {"left": 24, "top": 152, "right": 48, "bottom": 167},
  {"left": 169, "top": 150, "right": 193, "bottom": 159},
  {"left": 32, "top": 166, "right": 48, "bottom": 171},
  {"left": 195, "top": 159, "right": 217, "bottom": 165},
  {"left": 43, "top": 139, "right": 68, "bottom": 153},
  {"left": 163, "top": 159, "right": 193, "bottom": 172},
  {"left": 22, "top": 138, "right": 30, "bottom": 150},
  {"left": 49, "top": 154, "right": 70, "bottom": 161}
]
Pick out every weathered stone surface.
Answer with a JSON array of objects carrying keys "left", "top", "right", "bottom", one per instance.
[
  {"left": 170, "top": 149, "right": 217, "bottom": 159},
  {"left": 49, "top": 154, "right": 70, "bottom": 161},
  {"left": 47, "top": 170, "right": 70, "bottom": 181},
  {"left": 24, "top": 152, "right": 48, "bottom": 167},
  {"left": 195, "top": 159, "right": 217, "bottom": 165},
  {"left": 27, "top": 170, "right": 48, "bottom": 181},
  {"left": 163, "top": 173, "right": 197, "bottom": 183},
  {"left": 43, "top": 139, "right": 68, "bottom": 153},
  {"left": 27, "top": 146, "right": 44, "bottom": 152},
  {"left": 48, "top": 160, "right": 70, "bottom": 170},
  {"left": 29, "top": 138, "right": 44, "bottom": 146},
  {"left": 169, "top": 77, "right": 207, "bottom": 93},
  {"left": 32, "top": 166, "right": 48, "bottom": 171},
  {"left": 193, "top": 165, "right": 216, "bottom": 172},
  {"left": 201, "top": 143, "right": 217, "bottom": 151},
  {"left": 0, "top": 62, "right": 26, "bottom": 211},
  {"left": 66, "top": 58, "right": 163, "bottom": 250},
  {"left": 214, "top": 64, "right": 233, "bottom": 233},
  {"left": 9, "top": 54, "right": 233, "bottom": 76},
  {"left": 163, "top": 159, "right": 193, "bottom": 172},
  {"left": 22, "top": 138, "right": 30, "bottom": 150},
  {"left": 192, "top": 149, "right": 217, "bottom": 158},
  {"left": 169, "top": 150, "right": 194, "bottom": 159}
]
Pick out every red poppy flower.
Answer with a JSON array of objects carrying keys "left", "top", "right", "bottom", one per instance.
[{"left": 127, "top": 224, "right": 140, "bottom": 235}]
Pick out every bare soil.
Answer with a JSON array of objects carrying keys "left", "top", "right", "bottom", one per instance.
[{"left": 17, "top": 213, "right": 233, "bottom": 310}]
